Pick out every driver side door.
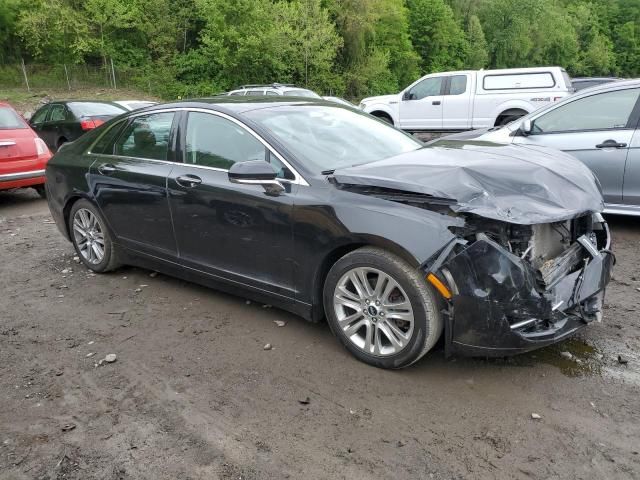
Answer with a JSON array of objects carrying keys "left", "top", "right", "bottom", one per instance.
[
  {"left": 168, "top": 110, "right": 298, "bottom": 299},
  {"left": 398, "top": 76, "right": 445, "bottom": 130}
]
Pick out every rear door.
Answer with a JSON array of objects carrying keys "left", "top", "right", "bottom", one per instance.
[
  {"left": 39, "top": 103, "right": 67, "bottom": 150},
  {"left": 29, "top": 105, "right": 52, "bottom": 148},
  {"left": 441, "top": 74, "right": 472, "bottom": 130},
  {"left": 514, "top": 87, "right": 640, "bottom": 204},
  {"left": 88, "top": 110, "right": 178, "bottom": 258},
  {"left": 398, "top": 76, "right": 445, "bottom": 130},
  {"left": 168, "top": 110, "right": 297, "bottom": 298}
]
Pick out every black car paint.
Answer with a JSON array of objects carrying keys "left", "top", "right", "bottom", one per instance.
[
  {"left": 30, "top": 101, "right": 126, "bottom": 152},
  {"left": 45, "top": 98, "right": 612, "bottom": 357}
]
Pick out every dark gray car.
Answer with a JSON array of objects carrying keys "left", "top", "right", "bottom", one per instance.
[{"left": 437, "top": 79, "right": 640, "bottom": 216}]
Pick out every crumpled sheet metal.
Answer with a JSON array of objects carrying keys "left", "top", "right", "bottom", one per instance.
[{"left": 332, "top": 141, "right": 604, "bottom": 225}]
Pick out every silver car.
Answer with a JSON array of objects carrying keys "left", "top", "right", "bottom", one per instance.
[{"left": 438, "top": 79, "right": 640, "bottom": 216}]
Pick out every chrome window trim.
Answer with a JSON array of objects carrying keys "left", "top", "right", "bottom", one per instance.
[{"left": 88, "top": 107, "right": 309, "bottom": 186}]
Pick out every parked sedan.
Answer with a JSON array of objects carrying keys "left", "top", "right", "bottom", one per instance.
[
  {"left": 29, "top": 101, "right": 127, "bottom": 152},
  {"left": 436, "top": 79, "right": 640, "bottom": 216},
  {"left": 0, "top": 102, "right": 51, "bottom": 196},
  {"left": 45, "top": 98, "right": 612, "bottom": 368}
]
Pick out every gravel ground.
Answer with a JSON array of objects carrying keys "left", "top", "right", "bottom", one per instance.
[{"left": 0, "top": 189, "right": 639, "bottom": 480}]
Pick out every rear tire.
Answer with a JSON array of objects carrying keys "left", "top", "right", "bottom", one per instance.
[
  {"left": 323, "top": 247, "right": 442, "bottom": 369},
  {"left": 33, "top": 185, "right": 47, "bottom": 199},
  {"left": 68, "top": 199, "right": 121, "bottom": 273}
]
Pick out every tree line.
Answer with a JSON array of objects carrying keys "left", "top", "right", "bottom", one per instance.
[{"left": 1, "top": 0, "right": 638, "bottom": 99}]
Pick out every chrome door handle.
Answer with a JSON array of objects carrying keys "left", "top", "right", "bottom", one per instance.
[
  {"left": 98, "top": 164, "right": 117, "bottom": 175},
  {"left": 596, "top": 140, "right": 627, "bottom": 149},
  {"left": 176, "top": 174, "right": 202, "bottom": 188}
]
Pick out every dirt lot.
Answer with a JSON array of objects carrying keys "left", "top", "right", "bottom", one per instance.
[{"left": 0, "top": 189, "right": 639, "bottom": 480}]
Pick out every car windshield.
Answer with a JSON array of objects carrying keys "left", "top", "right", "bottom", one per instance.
[
  {"left": 0, "top": 107, "right": 27, "bottom": 129},
  {"left": 245, "top": 105, "right": 422, "bottom": 173},
  {"left": 282, "top": 89, "right": 321, "bottom": 98},
  {"left": 68, "top": 102, "right": 127, "bottom": 117}
]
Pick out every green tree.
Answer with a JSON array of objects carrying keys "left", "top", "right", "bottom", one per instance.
[
  {"left": 465, "top": 14, "right": 488, "bottom": 69},
  {"left": 407, "top": 0, "right": 469, "bottom": 73}
]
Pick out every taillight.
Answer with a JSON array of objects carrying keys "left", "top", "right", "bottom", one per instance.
[
  {"left": 80, "top": 118, "right": 105, "bottom": 130},
  {"left": 34, "top": 137, "right": 50, "bottom": 157}
]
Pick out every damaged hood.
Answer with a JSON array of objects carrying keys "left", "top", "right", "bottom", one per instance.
[{"left": 332, "top": 141, "right": 604, "bottom": 224}]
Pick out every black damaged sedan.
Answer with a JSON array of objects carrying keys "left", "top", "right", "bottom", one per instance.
[{"left": 45, "top": 98, "right": 613, "bottom": 368}]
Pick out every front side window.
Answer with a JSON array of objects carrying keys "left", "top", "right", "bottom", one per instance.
[
  {"left": 245, "top": 105, "right": 421, "bottom": 174},
  {"left": 114, "top": 112, "right": 175, "bottom": 160},
  {"left": 30, "top": 106, "right": 49, "bottom": 124},
  {"left": 406, "top": 77, "right": 443, "bottom": 100},
  {"left": 448, "top": 75, "right": 467, "bottom": 95},
  {"left": 185, "top": 112, "right": 266, "bottom": 170},
  {"left": 533, "top": 88, "right": 640, "bottom": 133},
  {"left": 91, "top": 120, "right": 127, "bottom": 154}
]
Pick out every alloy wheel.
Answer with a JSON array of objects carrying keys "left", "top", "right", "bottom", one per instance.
[
  {"left": 72, "top": 208, "right": 105, "bottom": 264},
  {"left": 333, "top": 267, "right": 415, "bottom": 356}
]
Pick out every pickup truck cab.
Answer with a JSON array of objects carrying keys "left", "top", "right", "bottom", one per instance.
[{"left": 360, "top": 67, "right": 573, "bottom": 131}]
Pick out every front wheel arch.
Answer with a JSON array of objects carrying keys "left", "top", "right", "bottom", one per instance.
[{"left": 370, "top": 111, "right": 394, "bottom": 125}]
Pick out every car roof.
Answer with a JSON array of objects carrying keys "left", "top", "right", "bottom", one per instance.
[
  {"left": 137, "top": 96, "right": 335, "bottom": 115},
  {"left": 569, "top": 78, "right": 640, "bottom": 96}
]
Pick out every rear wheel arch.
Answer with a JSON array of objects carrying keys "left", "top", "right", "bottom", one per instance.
[{"left": 63, "top": 194, "right": 94, "bottom": 239}]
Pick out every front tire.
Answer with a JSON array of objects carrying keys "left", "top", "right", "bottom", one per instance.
[
  {"left": 323, "top": 247, "right": 442, "bottom": 369},
  {"left": 68, "top": 199, "right": 121, "bottom": 273}
]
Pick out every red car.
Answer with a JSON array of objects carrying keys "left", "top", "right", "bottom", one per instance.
[{"left": 0, "top": 102, "right": 52, "bottom": 197}]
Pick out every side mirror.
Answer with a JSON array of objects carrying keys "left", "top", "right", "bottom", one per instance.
[
  {"left": 520, "top": 119, "right": 532, "bottom": 136},
  {"left": 402, "top": 91, "right": 413, "bottom": 101},
  {"left": 228, "top": 160, "right": 285, "bottom": 196}
]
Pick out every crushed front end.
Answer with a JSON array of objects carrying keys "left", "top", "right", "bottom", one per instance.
[{"left": 427, "top": 213, "right": 613, "bottom": 357}]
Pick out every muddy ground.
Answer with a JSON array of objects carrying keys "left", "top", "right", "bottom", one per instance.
[{"left": 0, "top": 189, "right": 638, "bottom": 480}]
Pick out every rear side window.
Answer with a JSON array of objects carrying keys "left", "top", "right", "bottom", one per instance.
[
  {"left": 266, "top": 91, "right": 279, "bottom": 96},
  {"left": 246, "top": 90, "right": 265, "bottom": 96},
  {"left": 114, "top": 112, "right": 175, "bottom": 160},
  {"left": 448, "top": 75, "right": 467, "bottom": 95},
  {"left": 0, "top": 107, "right": 27, "bottom": 129},
  {"left": 185, "top": 112, "right": 266, "bottom": 170},
  {"left": 48, "top": 105, "right": 67, "bottom": 122},
  {"left": 68, "top": 102, "right": 126, "bottom": 117},
  {"left": 483, "top": 72, "right": 555, "bottom": 90},
  {"left": 533, "top": 88, "right": 640, "bottom": 133}
]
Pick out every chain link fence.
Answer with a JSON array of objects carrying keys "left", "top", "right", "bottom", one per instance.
[{"left": 0, "top": 61, "right": 144, "bottom": 92}]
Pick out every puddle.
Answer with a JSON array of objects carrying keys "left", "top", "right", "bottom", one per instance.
[{"left": 511, "top": 338, "right": 604, "bottom": 377}]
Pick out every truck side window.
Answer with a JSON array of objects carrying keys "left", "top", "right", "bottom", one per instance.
[
  {"left": 407, "top": 77, "right": 443, "bottom": 100},
  {"left": 448, "top": 76, "right": 467, "bottom": 95}
]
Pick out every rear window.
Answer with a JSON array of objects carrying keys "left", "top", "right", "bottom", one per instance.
[
  {"left": 483, "top": 72, "right": 556, "bottom": 90},
  {"left": 68, "top": 102, "right": 126, "bottom": 117},
  {"left": 282, "top": 89, "right": 321, "bottom": 98},
  {"left": 0, "top": 107, "right": 27, "bottom": 129}
]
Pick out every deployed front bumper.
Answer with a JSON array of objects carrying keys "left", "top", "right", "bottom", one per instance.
[{"left": 439, "top": 231, "right": 613, "bottom": 357}]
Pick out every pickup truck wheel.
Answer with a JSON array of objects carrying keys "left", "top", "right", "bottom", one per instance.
[
  {"left": 371, "top": 112, "right": 394, "bottom": 125},
  {"left": 323, "top": 247, "right": 442, "bottom": 369}
]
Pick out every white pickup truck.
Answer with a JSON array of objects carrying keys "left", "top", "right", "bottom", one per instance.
[{"left": 359, "top": 67, "right": 573, "bottom": 131}]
